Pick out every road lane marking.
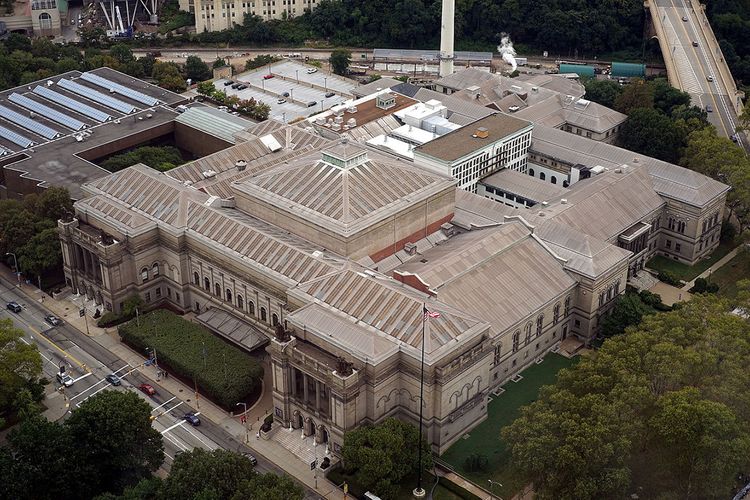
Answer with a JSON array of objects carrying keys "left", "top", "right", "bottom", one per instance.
[
  {"left": 151, "top": 396, "right": 177, "bottom": 413},
  {"left": 161, "top": 420, "right": 188, "bottom": 434}
]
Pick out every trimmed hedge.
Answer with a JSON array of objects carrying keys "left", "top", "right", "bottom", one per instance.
[{"left": 118, "top": 310, "right": 263, "bottom": 408}]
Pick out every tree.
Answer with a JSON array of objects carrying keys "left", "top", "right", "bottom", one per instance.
[
  {"left": 197, "top": 80, "right": 215, "bottom": 95},
  {"left": 231, "top": 472, "right": 304, "bottom": 500},
  {"left": 329, "top": 49, "right": 351, "bottom": 76},
  {"left": 18, "top": 227, "right": 64, "bottom": 281},
  {"left": 503, "top": 293, "right": 750, "bottom": 499},
  {"left": 0, "top": 319, "right": 43, "bottom": 424},
  {"left": 109, "top": 44, "right": 135, "bottom": 65},
  {"left": 35, "top": 186, "right": 73, "bottom": 222},
  {"left": 244, "top": 54, "right": 279, "bottom": 71},
  {"left": 652, "top": 78, "right": 691, "bottom": 116},
  {"left": 212, "top": 57, "right": 226, "bottom": 69},
  {"left": 342, "top": 418, "right": 432, "bottom": 499},
  {"left": 160, "top": 449, "right": 256, "bottom": 499},
  {"left": 617, "top": 108, "right": 685, "bottom": 163},
  {"left": 0, "top": 417, "right": 85, "bottom": 500},
  {"left": 600, "top": 291, "right": 656, "bottom": 337},
  {"left": 614, "top": 79, "right": 654, "bottom": 115},
  {"left": 65, "top": 391, "right": 164, "bottom": 495},
  {"left": 185, "top": 55, "right": 211, "bottom": 82},
  {"left": 581, "top": 77, "right": 623, "bottom": 109}
]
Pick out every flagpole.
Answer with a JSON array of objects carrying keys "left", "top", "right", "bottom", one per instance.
[{"left": 414, "top": 303, "right": 427, "bottom": 498}]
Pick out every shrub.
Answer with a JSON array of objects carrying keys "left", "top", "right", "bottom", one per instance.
[
  {"left": 657, "top": 270, "right": 682, "bottom": 286},
  {"left": 118, "top": 310, "right": 263, "bottom": 408},
  {"left": 689, "top": 278, "right": 720, "bottom": 294},
  {"left": 464, "top": 453, "right": 489, "bottom": 472}
]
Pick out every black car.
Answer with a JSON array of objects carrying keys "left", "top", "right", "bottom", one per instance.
[
  {"left": 7, "top": 301, "right": 21, "bottom": 313},
  {"left": 307, "top": 101, "right": 317, "bottom": 107},
  {"left": 183, "top": 412, "right": 201, "bottom": 426},
  {"left": 105, "top": 373, "right": 121, "bottom": 386},
  {"left": 237, "top": 84, "right": 248, "bottom": 90},
  {"left": 223, "top": 80, "right": 234, "bottom": 86},
  {"left": 44, "top": 314, "right": 62, "bottom": 326},
  {"left": 231, "top": 83, "right": 241, "bottom": 89},
  {"left": 325, "top": 92, "right": 336, "bottom": 98},
  {"left": 282, "top": 92, "right": 290, "bottom": 97},
  {"left": 242, "top": 452, "right": 258, "bottom": 465}
]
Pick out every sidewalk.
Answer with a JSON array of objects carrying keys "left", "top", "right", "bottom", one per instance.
[
  {"left": 1, "top": 266, "right": 338, "bottom": 499},
  {"left": 681, "top": 245, "right": 742, "bottom": 291}
]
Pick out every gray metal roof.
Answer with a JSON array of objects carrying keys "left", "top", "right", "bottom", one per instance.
[
  {"left": 175, "top": 106, "right": 253, "bottom": 144},
  {"left": 482, "top": 169, "right": 568, "bottom": 203},
  {"left": 373, "top": 49, "right": 493, "bottom": 62},
  {"left": 196, "top": 308, "right": 269, "bottom": 353},
  {"left": 433, "top": 68, "right": 498, "bottom": 91}
]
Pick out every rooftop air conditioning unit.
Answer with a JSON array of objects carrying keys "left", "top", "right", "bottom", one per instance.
[
  {"left": 473, "top": 127, "right": 489, "bottom": 139},
  {"left": 404, "top": 242, "right": 417, "bottom": 255},
  {"left": 236, "top": 160, "right": 247, "bottom": 171},
  {"left": 202, "top": 170, "right": 217, "bottom": 179}
]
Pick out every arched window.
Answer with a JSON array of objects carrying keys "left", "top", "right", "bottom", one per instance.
[
  {"left": 141, "top": 268, "right": 149, "bottom": 282},
  {"left": 204, "top": 277, "right": 210, "bottom": 291},
  {"left": 272, "top": 313, "right": 279, "bottom": 326},
  {"left": 536, "top": 314, "right": 544, "bottom": 336},
  {"left": 152, "top": 263, "right": 160, "bottom": 277},
  {"left": 248, "top": 301, "right": 255, "bottom": 316},
  {"left": 525, "top": 322, "right": 532, "bottom": 340},
  {"left": 260, "top": 307, "right": 267, "bottom": 322},
  {"left": 702, "top": 220, "right": 707, "bottom": 233},
  {"left": 677, "top": 221, "right": 686, "bottom": 233},
  {"left": 529, "top": 168, "right": 535, "bottom": 177},
  {"left": 668, "top": 217, "right": 676, "bottom": 231},
  {"left": 607, "top": 286, "right": 613, "bottom": 301},
  {"left": 237, "top": 295, "right": 243, "bottom": 310},
  {"left": 512, "top": 331, "right": 520, "bottom": 352},
  {"left": 39, "top": 12, "right": 52, "bottom": 29},
  {"left": 524, "top": 326, "right": 532, "bottom": 345},
  {"left": 614, "top": 281, "right": 620, "bottom": 295},
  {"left": 215, "top": 283, "right": 221, "bottom": 296},
  {"left": 564, "top": 296, "right": 571, "bottom": 317},
  {"left": 553, "top": 303, "right": 560, "bottom": 324},
  {"left": 226, "top": 289, "right": 232, "bottom": 302},
  {"left": 551, "top": 176, "right": 557, "bottom": 184},
  {"left": 193, "top": 272, "right": 200, "bottom": 285},
  {"left": 539, "top": 172, "right": 546, "bottom": 181},
  {"left": 599, "top": 292, "right": 605, "bottom": 307}
]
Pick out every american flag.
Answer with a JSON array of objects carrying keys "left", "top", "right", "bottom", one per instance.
[{"left": 423, "top": 307, "right": 440, "bottom": 320}]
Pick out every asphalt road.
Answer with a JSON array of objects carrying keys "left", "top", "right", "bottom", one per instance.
[
  {"left": 0, "top": 276, "right": 321, "bottom": 499},
  {"left": 653, "top": 0, "right": 744, "bottom": 148}
]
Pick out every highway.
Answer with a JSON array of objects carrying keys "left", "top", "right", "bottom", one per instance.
[
  {"left": 651, "top": 0, "right": 744, "bottom": 148},
  {"left": 0, "top": 275, "right": 310, "bottom": 489}
]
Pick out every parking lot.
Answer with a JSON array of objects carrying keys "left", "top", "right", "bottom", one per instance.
[{"left": 212, "top": 60, "right": 357, "bottom": 122}]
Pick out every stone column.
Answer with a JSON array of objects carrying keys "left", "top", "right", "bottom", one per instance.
[
  {"left": 315, "top": 380, "right": 321, "bottom": 411},
  {"left": 303, "top": 373, "right": 309, "bottom": 405},
  {"left": 290, "top": 367, "right": 297, "bottom": 399}
]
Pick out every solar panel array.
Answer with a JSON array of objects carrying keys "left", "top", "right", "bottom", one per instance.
[
  {"left": 9, "top": 93, "right": 85, "bottom": 131},
  {"left": 0, "top": 124, "right": 34, "bottom": 149},
  {"left": 0, "top": 104, "right": 59, "bottom": 140},
  {"left": 33, "top": 86, "right": 111, "bottom": 123},
  {"left": 80, "top": 72, "right": 160, "bottom": 107},
  {"left": 57, "top": 79, "right": 136, "bottom": 114}
]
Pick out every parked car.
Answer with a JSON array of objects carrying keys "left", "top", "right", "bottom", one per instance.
[
  {"left": 231, "top": 83, "right": 241, "bottom": 89},
  {"left": 138, "top": 383, "right": 156, "bottom": 396},
  {"left": 277, "top": 98, "right": 287, "bottom": 104},
  {"left": 105, "top": 373, "right": 121, "bottom": 386},
  {"left": 6, "top": 301, "right": 21, "bottom": 313},
  {"left": 56, "top": 372, "right": 74, "bottom": 387},
  {"left": 282, "top": 92, "right": 290, "bottom": 97},
  {"left": 237, "top": 84, "right": 248, "bottom": 90},
  {"left": 45, "top": 314, "right": 61, "bottom": 326},
  {"left": 263, "top": 74, "right": 275, "bottom": 80},
  {"left": 223, "top": 80, "right": 234, "bottom": 86},
  {"left": 306, "top": 68, "right": 318, "bottom": 74},
  {"left": 183, "top": 412, "right": 201, "bottom": 426},
  {"left": 706, "top": 104, "right": 713, "bottom": 112},
  {"left": 242, "top": 452, "right": 258, "bottom": 465},
  {"left": 325, "top": 92, "right": 335, "bottom": 98},
  {"left": 307, "top": 101, "right": 317, "bottom": 107}
]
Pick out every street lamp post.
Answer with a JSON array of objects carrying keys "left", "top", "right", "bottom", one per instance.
[
  {"left": 236, "top": 402, "right": 248, "bottom": 442},
  {"left": 487, "top": 480, "right": 503, "bottom": 500},
  {"left": 324, "top": 77, "right": 327, "bottom": 92},
  {"left": 290, "top": 89, "right": 294, "bottom": 101},
  {"left": 296, "top": 69, "right": 299, "bottom": 84},
  {"left": 6, "top": 252, "right": 20, "bottom": 286}
]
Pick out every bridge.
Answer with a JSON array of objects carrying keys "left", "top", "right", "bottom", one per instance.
[{"left": 647, "top": 0, "right": 745, "bottom": 148}]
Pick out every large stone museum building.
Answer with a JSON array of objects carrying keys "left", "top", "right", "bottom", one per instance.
[{"left": 58, "top": 110, "right": 728, "bottom": 455}]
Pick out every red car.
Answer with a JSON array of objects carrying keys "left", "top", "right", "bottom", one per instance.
[
  {"left": 263, "top": 74, "right": 274, "bottom": 80},
  {"left": 139, "top": 383, "right": 156, "bottom": 396}
]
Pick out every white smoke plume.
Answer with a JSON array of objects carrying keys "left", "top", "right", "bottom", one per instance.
[{"left": 498, "top": 33, "right": 517, "bottom": 72}]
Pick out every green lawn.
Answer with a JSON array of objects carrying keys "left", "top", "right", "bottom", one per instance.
[
  {"left": 646, "top": 239, "right": 737, "bottom": 281},
  {"left": 439, "top": 353, "right": 578, "bottom": 499},
  {"left": 712, "top": 247, "right": 750, "bottom": 299}
]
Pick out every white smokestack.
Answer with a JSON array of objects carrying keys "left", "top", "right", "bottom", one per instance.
[
  {"left": 439, "top": 0, "right": 455, "bottom": 77},
  {"left": 498, "top": 33, "right": 517, "bottom": 72}
]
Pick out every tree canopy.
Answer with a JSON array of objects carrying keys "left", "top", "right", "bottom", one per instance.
[
  {"left": 342, "top": 417, "right": 433, "bottom": 499},
  {"left": 0, "top": 319, "right": 43, "bottom": 427},
  {"left": 329, "top": 48, "right": 352, "bottom": 76},
  {"left": 502, "top": 293, "right": 750, "bottom": 499},
  {"left": 100, "top": 146, "right": 185, "bottom": 173}
]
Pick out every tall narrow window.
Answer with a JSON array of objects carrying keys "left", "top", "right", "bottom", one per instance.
[
  {"left": 237, "top": 295, "right": 244, "bottom": 310},
  {"left": 215, "top": 283, "right": 221, "bottom": 296},
  {"left": 194, "top": 272, "right": 200, "bottom": 285},
  {"left": 261, "top": 307, "right": 267, "bottom": 322},
  {"left": 564, "top": 296, "right": 571, "bottom": 317},
  {"left": 204, "top": 277, "right": 210, "bottom": 291},
  {"left": 141, "top": 268, "right": 149, "bottom": 282},
  {"left": 553, "top": 303, "right": 561, "bottom": 325},
  {"left": 536, "top": 315, "right": 544, "bottom": 336},
  {"left": 226, "top": 289, "right": 232, "bottom": 302},
  {"left": 152, "top": 263, "right": 160, "bottom": 277},
  {"left": 512, "top": 332, "right": 520, "bottom": 352}
]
